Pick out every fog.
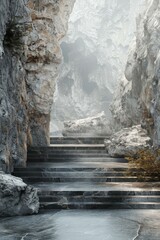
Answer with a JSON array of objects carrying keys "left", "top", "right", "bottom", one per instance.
[{"left": 50, "top": 0, "right": 145, "bottom": 136}]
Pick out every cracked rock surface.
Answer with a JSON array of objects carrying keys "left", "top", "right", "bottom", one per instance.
[{"left": 0, "top": 172, "right": 39, "bottom": 217}]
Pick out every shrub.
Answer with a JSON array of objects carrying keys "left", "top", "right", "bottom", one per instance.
[{"left": 126, "top": 149, "right": 160, "bottom": 181}]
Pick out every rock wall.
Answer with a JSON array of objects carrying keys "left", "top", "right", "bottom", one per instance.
[
  {"left": 51, "top": 0, "right": 145, "bottom": 135},
  {"left": 111, "top": 0, "right": 160, "bottom": 147},
  {"left": 0, "top": 0, "right": 75, "bottom": 172}
]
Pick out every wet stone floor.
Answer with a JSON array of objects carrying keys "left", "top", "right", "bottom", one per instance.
[{"left": 0, "top": 210, "right": 160, "bottom": 240}]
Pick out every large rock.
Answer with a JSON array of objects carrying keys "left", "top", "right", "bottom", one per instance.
[
  {"left": 111, "top": 0, "right": 160, "bottom": 147},
  {"left": 0, "top": 0, "right": 75, "bottom": 172},
  {"left": 105, "top": 125, "right": 151, "bottom": 157},
  {"left": 0, "top": 172, "right": 39, "bottom": 217},
  {"left": 63, "top": 112, "right": 112, "bottom": 136}
]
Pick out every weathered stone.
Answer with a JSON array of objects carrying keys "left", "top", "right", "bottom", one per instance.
[
  {"left": 111, "top": 0, "right": 160, "bottom": 148},
  {"left": 0, "top": 172, "right": 39, "bottom": 217},
  {"left": 25, "top": 0, "right": 75, "bottom": 146},
  {"left": 105, "top": 125, "right": 151, "bottom": 157},
  {"left": 0, "top": 0, "right": 75, "bottom": 172},
  {"left": 63, "top": 112, "right": 112, "bottom": 137}
]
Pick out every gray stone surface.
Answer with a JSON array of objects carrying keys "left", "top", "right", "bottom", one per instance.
[
  {"left": 0, "top": 210, "right": 160, "bottom": 239},
  {"left": 0, "top": 0, "right": 30, "bottom": 172},
  {"left": 105, "top": 125, "right": 151, "bottom": 157},
  {"left": 63, "top": 112, "right": 112, "bottom": 137},
  {"left": 0, "top": 172, "right": 39, "bottom": 217},
  {"left": 0, "top": 0, "right": 75, "bottom": 171},
  {"left": 111, "top": 0, "right": 160, "bottom": 147}
]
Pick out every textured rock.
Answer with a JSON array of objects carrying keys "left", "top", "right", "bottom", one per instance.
[
  {"left": 0, "top": 171, "right": 39, "bottom": 216},
  {"left": 25, "top": 0, "right": 75, "bottom": 146},
  {"left": 0, "top": 0, "right": 75, "bottom": 172},
  {"left": 0, "top": 0, "right": 30, "bottom": 172},
  {"left": 105, "top": 125, "right": 151, "bottom": 157},
  {"left": 51, "top": 0, "right": 145, "bottom": 135},
  {"left": 111, "top": 0, "right": 160, "bottom": 147},
  {"left": 63, "top": 112, "right": 112, "bottom": 137}
]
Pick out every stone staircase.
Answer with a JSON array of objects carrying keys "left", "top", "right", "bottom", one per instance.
[{"left": 14, "top": 137, "right": 160, "bottom": 209}]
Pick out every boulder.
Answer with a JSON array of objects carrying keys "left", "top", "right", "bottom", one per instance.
[
  {"left": 63, "top": 112, "right": 112, "bottom": 136},
  {"left": 0, "top": 172, "right": 39, "bottom": 217},
  {"left": 105, "top": 125, "right": 151, "bottom": 157}
]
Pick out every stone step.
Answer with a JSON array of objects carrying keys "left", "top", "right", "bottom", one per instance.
[
  {"left": 22, "top": 176, "right": 139, "bottom": 183},
  {"left": 28, "top": 146, "right": 107, "bottom": 156},
  {"left": 50, "top": 137, "right": 106, "bottom": 144},
  {"left": 29, "top": 150, "right": 107, "bottom": 154},
  {"left": 27, "top": 158, "right": 123, "bottom": 162},
  {"left": 27, "top": 153, "right": 109, "bottom": 158},
  {"left": 39, "top": 190, "right": 160, "bottom": 197},
  {"left": 39, "top": 195, "right": 160, "bottom": 203},
  {"left": 32, "top": 182, "right": 160, "bottom": 192},
  {"left": 29, "top": 145, "right": 106, "bottom": 151},
  {"left": 50, "top": 144, "right": 106, "bottom": 148},
  {"left": 28, "top": 157, "right": 128, "bottom": 164},
  {"left": 14, "top": 161, "right": 129, "bottom": 171},
  {"left": 14, "top": 168, "right": 128, "bottom": 173},
  {"left": 27, "top": 153, "right": 123, "bottom": 158},
  {"left": 27, "top": 152, "right": 107, "bottom": 159},
  {"left": 28, "top": 150, "right": 107, "bottom": 154},
  {"left": 28, "top": 149, "right": 107, "bottom": 153},
  {"left": 27, "top": 155, "right": 111, "bottom": 161},
  {"left": 28, "top": 154, "right": 110, "bottom": 159},
  {"left": 14, "top": 171, "right": 127, "bottom": 177},
  {"left": 40, "top": 201, "right": 160, "bottom": 210}
]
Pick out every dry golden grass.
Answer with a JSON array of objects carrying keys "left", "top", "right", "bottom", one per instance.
[{"left": 125, "top": 149, "right": 160, "bottom": 181}]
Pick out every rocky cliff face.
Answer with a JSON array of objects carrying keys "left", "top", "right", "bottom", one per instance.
[
  {"left": 0, "top": 0, "right": 75, "bottom": 172},
  {"left": 51, "top": 0, "right": 145, "bottom": 135},
  {"left": 111, "top": 0, "right": 160, "bottom": 147}
]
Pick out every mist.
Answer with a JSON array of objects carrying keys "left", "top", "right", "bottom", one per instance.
[{"left": 50, "top": 0, "right": 145, "bottom": 136}]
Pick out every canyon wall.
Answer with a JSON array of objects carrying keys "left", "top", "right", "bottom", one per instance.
[
  {"left": 51, "top": 0, "right": 145, "bottom": 135},
  {"left": 0, "top": 0, "right": 75, "bottom": 172},
  {"left": 111, "top": 0, "right": 160, "bottom": 147}
]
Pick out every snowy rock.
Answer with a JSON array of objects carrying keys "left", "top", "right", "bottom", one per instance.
[
  {"left": 63, "top": 112, "right": 112, "bottom": 137},
  {"left": 105, "top": 125, "right": 151, "bottom": 157},
  {"left": 0, "top": 172, "right": 39, "bottom": 217}
]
